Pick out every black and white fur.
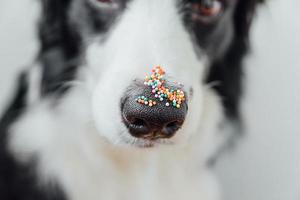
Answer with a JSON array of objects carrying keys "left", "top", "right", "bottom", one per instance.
[{"left": 0, "top": 0, "right": 262, "bottom": 199}]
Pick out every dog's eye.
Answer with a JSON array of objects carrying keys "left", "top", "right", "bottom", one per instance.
[{"left": 191, "top": 0, "right": 223, "bottom": 23}]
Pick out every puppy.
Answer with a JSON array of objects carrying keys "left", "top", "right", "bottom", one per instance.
[{"left": 0, "top": 0, "right": 262, "bottom": 199}]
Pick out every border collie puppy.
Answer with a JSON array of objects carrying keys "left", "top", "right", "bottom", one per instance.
[{"left": 0, "top": 0, "right": 262, "bottom": 199}]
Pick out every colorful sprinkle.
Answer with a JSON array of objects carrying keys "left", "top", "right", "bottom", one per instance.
[{"left": 136, "top": 66, "right": 185, "bottom": 108}]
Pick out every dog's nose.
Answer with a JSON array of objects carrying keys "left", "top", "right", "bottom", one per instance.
[{"left": 121, "top": 89, "right": 187, "bottom": 140}]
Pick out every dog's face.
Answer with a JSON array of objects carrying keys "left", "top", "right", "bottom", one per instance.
[
  {"left": 40, "top": 0, "right": 259, "bottom": 148},
  {"left": 70, "top": 0, "right": 237, "bottom": 147}
]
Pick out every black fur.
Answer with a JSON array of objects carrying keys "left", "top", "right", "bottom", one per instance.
[
  {"left": 38, "top": 0, "right": 127, "bottom": 97},
  {"left": 205, "top": 0, "right": 263, "bottom": 164},
  {"left": 38, "top": 0, "right": 81, "bottom": 96},
  {"left": 206, "top": 0, "right": 264, "bottom": 119},
  {"left": 0, "top": 72, "right": 66, "bottom": 200}
]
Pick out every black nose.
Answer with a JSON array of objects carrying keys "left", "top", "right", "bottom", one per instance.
[{"left": 121, "top": 83, "right": 187, "bottom": 140}]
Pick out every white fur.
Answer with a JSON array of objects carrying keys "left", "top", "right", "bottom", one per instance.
[{"left": 8, "top": 0, "right": 225, "bottom": 199}]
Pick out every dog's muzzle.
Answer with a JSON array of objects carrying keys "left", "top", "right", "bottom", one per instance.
[{"left": 121, "top": 79, "right": 188, "bottom": 141}]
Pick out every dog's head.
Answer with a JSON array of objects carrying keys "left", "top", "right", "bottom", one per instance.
[{"left": 39, "top": 0, "right": 262, "bottom": 148}]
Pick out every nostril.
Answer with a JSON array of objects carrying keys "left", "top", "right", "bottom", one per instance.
[
  {"left": 131, "top": 118, "right": 147, "bottom": 128},
  {"left": 123, "top": 116, "right": 150, "bottom": 137},
  {"left": 163, "top": 121, "right": 183, "bottom": 136}
]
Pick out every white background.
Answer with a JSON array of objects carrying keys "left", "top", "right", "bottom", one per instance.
[{"left": 0, "top": 0, "right": 299, "bottom": 200}]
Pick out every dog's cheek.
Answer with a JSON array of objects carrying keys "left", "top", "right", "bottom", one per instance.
[{"left": 91, "top": 74, "right": 129, "bottom": 143}]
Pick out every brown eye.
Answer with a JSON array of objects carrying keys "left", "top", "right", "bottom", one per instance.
[{"left": 191, "top": 0, "right": 223, "bottom": 22}]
